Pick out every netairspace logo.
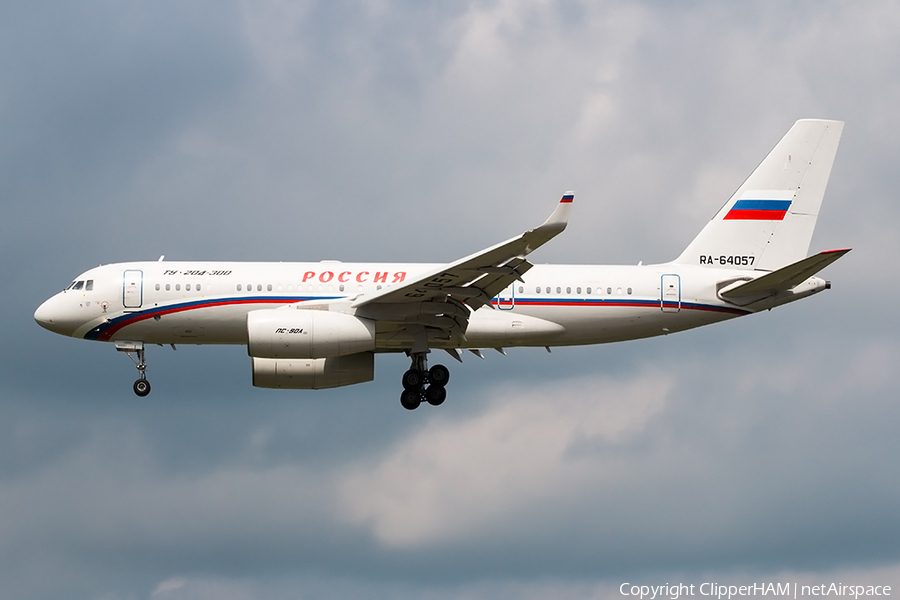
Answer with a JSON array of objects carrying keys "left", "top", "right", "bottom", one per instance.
[{"left": 620, "top": 583, "right": 893, "bottom": 600}]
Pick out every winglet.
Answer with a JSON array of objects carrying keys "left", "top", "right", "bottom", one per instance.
[{"left": 536, "top": 191, "right": 574, "bottom": 234}]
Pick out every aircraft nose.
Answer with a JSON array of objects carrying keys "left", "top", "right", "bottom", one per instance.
[
  {"left": 34, "top": 299, "right": 54, "bottom": 329},
  {"left": 34, "top": 295, "right": 77, "bottom": 336}
]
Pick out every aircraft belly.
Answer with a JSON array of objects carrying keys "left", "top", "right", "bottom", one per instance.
[
  {"left": 372, "top": 309, "right": 567, "bottom": 350},
  {"left": 511, "top": 302, "right": 737, "bottom": 345},
  {"left": 367, "top": 300, "right": 740, "bottom": 350}
]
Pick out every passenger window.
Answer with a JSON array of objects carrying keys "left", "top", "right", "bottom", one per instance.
[
  {"left": 85, "top": 280, "right": 94, "bottom": 291},
  {"left": 176, "top": 284, "right": 181, "bottom": 291},
  {"left": 607, "top": 287, "right": 612, "bottom": 295},
  {"left": 237, "top": 284, "right": 242, "bottom": 291},
  {"left": 518, "top": 286, "right": 523, "bottom": 293},
  {"left": 257, "top": 284, "right": 262, "bottom": 292},
  {"left": 627, "top": 287, "right": 633, "bottom": 295},
  {"left": 267, "top": 284, "right": 272, "bottom": 292},
  {"left": 166, "top": 284, "right": 171, "bottom": 291},
  {"left": 196, "top": 284, "right": 201, "bottom": 291},
  {"left": 186, "top": 284, "right": 191, "bottom": 291},
  {"left": 556, "top": 287, "right": 561, "bottom": 294},
  {"left": 73, "top": 281, "right": 84, "bottom": 290},
  {"left": 339, "top": 284, "right": 345, "bottom": 292},
  {"left": 155, "top": 284, "right": 161, "bottom": 291},
  {"left": 546, "top": 287, "right": 550, "bottom": 294},
  {"left": 535, "top": 287, "right": 540, "bottom": 294},
  {"left": 576, "top": 287, "right": 581, "bottom": 294},
  {"left": 566, "top": 287, "right": 571, "bottom": 294},
  {"left": 586, "top": 287, "right": 591, "bottom": 294}
]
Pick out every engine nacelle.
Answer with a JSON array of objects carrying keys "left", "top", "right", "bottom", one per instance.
[
  {"left": 252, "top": 353, "right": 375, "bottom": 389},
  {"left": 247, "top": 308, "right": 375, "bottom": 359}
]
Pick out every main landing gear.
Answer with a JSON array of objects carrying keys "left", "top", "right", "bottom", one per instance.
[
  {"left": 115, "top": 341, "right": 151, "bottom": 397},
  {"left": 400, "top": 352, "right": 450, "bottom": 411}
]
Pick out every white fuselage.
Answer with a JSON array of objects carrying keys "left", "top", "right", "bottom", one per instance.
[
  {"left": 31, "top": 120, "right": 844, "bottom": 402},
  {"left": 35, "top": 259, "right": 809, "bottom": 350}
]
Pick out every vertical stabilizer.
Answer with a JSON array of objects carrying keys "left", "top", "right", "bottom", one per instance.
[{"left": 674, "top": 119, "right": 843, "bottom": 271}]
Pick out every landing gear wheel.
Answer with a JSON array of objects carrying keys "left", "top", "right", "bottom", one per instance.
[
  {"left": 428, "top": 364, "right": 450, "bottom": 387},
  {"left": 402, "top": 369, "right": 425, "bottom": 390},
  {"left": 118, "top": 342, "right": 152, "bottom": 397},
  {"left": 400, "top": 389, "right": 422, "bottom": 411},
  {"left": 425, "top": 384, "right": 446, "bottom": 406},
  {"left": 400, "top": 352, "right": 451, "bottom": 410},
  {"left": 133, "top": 379, "right": 151, "bottom": 397}
]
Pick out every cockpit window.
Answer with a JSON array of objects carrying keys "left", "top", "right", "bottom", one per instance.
[
  {"left": 66, "top": 281, "right": 77, "bottom": 290},
  {"left": 73, "top": 281, "right": 84, "bottom": 290},
  {"left": 85, "top": 280, "right": 94, "bottom": 291}
]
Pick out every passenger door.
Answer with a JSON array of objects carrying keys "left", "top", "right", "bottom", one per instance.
[
  {"left": 661, "top": 274, "right": 680, "bottom": 313},
  {"left": 496, "top": 283, "right": 515, "bottom": 310},
  {"left": 123, "top": 270, "right": 143, "bottom": 308}
]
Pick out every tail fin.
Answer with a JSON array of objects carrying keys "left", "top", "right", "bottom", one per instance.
[{"left": 674, "top": 119, "right": 844, "bottom": 271}]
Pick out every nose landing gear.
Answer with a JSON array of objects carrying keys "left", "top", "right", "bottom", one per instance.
[
  {"left": 400, "top": 353, "right": 450, "bottom": 410},
  {"left": 133, "top": 377, "right": 151, "bottom": 397},
  {"left": 115, "top": 341, "right": 151, "bottom": 397}
]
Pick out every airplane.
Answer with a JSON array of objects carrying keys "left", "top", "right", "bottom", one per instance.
[{"left": 34, "top": 119, "right": 849, "bottom": 410}]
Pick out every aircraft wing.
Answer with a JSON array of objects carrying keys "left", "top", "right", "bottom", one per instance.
[
  {"left": 351, "top": 192, "right": 573, "bottom": 341},
  {"left": 719, "top": 248, "right": 851, "bottom": 300}
]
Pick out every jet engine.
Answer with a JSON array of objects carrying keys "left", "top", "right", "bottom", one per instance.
[
  {"left": 247, "top": 308, "right": 376, "bottom": 359},
  {"left": 251, "top": 353, "right": 375, "bottom": 389}
]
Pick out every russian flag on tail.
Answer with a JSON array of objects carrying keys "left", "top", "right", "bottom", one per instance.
[{"left": 724, "top": 191, "right": 794, "bottom": 221}]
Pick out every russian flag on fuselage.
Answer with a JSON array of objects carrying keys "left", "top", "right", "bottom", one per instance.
[{"left": 724, "top": 191, "right": 794, "bottom": 221}]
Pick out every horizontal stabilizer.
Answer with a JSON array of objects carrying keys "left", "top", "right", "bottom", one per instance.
[{"left": 719, "top": 248, "right": 850, "bottom": 299}]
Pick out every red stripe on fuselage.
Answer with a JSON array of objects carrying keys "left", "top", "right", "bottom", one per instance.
[
  {"left": 94, "top": 298, "right": 296, "bottom": 342},
  {"left": 495, "top": 299, "right": 748, "bottom": 315}
]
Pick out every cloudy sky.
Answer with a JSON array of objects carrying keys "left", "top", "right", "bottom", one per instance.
[{"left": 2, "top": 1, "right": 899, "bottom": 598}]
